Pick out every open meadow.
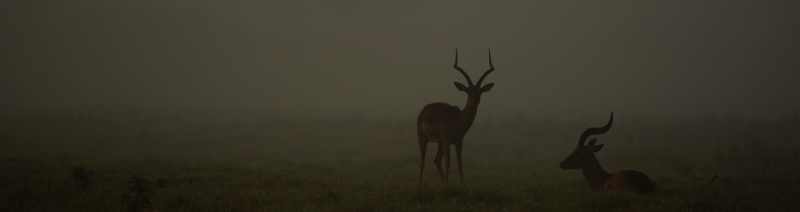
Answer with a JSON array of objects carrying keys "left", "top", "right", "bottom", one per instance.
[{"left": 2, "top": 111, "right": 799, "bottom": 211}]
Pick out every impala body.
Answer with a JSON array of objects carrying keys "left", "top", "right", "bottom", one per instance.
[
  {"left": 417, "top": 49, "right": 495, "bottom": 187},
  {"left": 560, "top": 113, "right": 655, "bottom": 194}
]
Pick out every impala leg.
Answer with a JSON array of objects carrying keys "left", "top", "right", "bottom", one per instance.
[
  {"left": 418, "top": 139, "right": 427, "bottom": 189},
  {"left": 434, "top": 142, "right": 445, "bottom": 183},
  {"left": 456, "top": 143, "right": 463, "bottom": 184},
  {"left": 444, "top": 143, "right": 451, "bottom": 184}
]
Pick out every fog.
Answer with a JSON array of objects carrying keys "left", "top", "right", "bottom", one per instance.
[
  {"left": 4, "top": 0, "right": 798, "bottom": 119},
  {"left": 4, "top": 2, "right": 800, "bottom": 210}
]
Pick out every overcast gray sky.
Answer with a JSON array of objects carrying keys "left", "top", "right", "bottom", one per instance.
[{"left": 4, "top": 0, "right": 798, "bottom": 118}]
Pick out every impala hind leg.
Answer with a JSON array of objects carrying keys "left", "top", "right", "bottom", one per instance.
[
  {"left": 417, "top": 138, "right": 427, "bottom": 188},
  {"left": 444, "top": 143, "right": 451, "bottom": 183}
]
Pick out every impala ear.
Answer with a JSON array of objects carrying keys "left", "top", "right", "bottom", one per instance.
[
  {"left": 480, "top": 83, "right": 494, "bottom": 92},
  {"left": 588, "top": 138, "right": 598, "bottom": 146},
  {"left": 454, "top": 82, "right": 468, "bottom": 91},
  {"left": 591, "top": 144, "right": 604, "bottom": 152}
]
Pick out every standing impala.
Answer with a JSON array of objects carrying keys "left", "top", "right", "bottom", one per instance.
[
  {"left": 417, "top": 49, "right": 496, "bottom": 187},
  {"left": 560, "top": 113, "right": 655, "bottom": 194}
]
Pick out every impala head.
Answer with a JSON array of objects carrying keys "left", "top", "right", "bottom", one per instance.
[
  {"left": 452, "top": 49, "right": 496, "bottom": 97},
  {"left": 560, "top": 112, "right": 614, "bottom": 170}
]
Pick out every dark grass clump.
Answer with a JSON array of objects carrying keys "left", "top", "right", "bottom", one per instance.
[
  {"left": 72, "top": 165, "right": 93, "bottom": 190},
  {"left": 5, "top": 183, "right": 35, "bottom": 211},
  {"left": 123, "top": 176, "right": 154, "bottom": 212}
]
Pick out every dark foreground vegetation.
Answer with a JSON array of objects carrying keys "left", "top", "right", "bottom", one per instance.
[{"left": 2, "top": 110, "right": 799, "bottom": 211}]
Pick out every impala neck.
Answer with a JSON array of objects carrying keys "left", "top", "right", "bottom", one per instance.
[
  {"left": 461, "top": 94, "right": 481, "bottom": 132},
  {"left": 581, "top": 154, "right": 611, "bottom": 191}
]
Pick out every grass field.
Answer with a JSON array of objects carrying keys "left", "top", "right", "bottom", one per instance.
[{"left": 2, "top": 111, "right": 799, "bottom": 211}]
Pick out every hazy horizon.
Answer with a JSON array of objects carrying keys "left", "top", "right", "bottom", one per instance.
[{"left": 5, "top": 0, "right": 798, "bottom": 119}]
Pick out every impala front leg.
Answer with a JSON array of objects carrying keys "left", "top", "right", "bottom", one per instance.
[
  {"left": 434, "top": 142, "right": 445, "bottom": 182},
  {"left": 456, "top": 143, "right": 464, "bottom": 184}
]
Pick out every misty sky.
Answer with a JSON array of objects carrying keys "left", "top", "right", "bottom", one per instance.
[{"left": 4, "top": 0, "right": 798, "bottom": 118}]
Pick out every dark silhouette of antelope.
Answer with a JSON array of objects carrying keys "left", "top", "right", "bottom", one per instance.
[
  {"left": 560, "top": 113, "right": 655, "bottom": 194},
  {"left": 417, "top": 49, "right": 496, "bottom": 187}
]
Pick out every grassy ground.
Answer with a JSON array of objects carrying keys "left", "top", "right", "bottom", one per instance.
[{"left": 2, "top": 112, "right": 799, "bottom": 211}]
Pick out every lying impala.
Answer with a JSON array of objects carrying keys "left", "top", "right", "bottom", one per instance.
[{"left": 560, "top": 113, "right": 655, "bottom": 194}]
